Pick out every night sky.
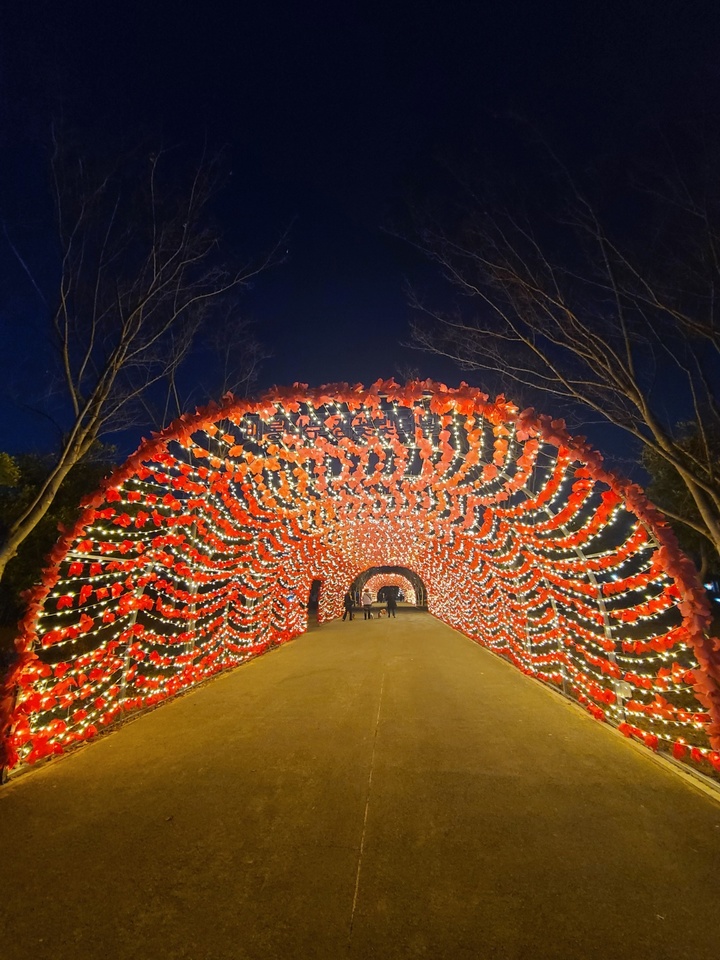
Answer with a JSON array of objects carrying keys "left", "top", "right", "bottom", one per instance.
[{"left": 1, "top": 0, "right": 719, "bottom": 457}]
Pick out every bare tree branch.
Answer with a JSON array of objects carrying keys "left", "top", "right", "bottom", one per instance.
[
  {"left": 0, "top": 132, "right": 282, "bottom": 581},
  {"left": 406, "top": 154, "right": 720, "bottom": 560}
]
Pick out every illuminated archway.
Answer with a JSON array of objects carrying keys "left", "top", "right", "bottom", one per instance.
[
  {"left": 364, "top": 573, "right": 418, "bottom": 606},
  {"left": 2, "top": 380, "right": 719, "bottom": 774}
]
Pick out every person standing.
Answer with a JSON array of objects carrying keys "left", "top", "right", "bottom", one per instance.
[
  {"left": 387, "top": 593, "right": 397, "bottom": 618},
  {"left": 361, "top": 587, "right": 373, "bottom": 620},
  {"left": 342, "top": 590, "right": 354, "bottom": 621}
]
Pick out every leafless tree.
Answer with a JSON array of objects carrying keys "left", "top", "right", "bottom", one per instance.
[
  {"left": 140, "top": 305, "right": 272, "bottom": 431},
  {"left": 408, "top": 156, "right": 720, "bottom": 559},
  {"left": 0, "top": 132, "right": 280, "bottom": 581}
]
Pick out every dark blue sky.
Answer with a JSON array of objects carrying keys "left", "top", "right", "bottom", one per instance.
[{"left": 1, "top": 0, "right": 719, "bottom": 458}]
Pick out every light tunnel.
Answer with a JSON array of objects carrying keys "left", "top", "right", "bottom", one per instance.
[
  {"left": 2, "top": 380, "right": 720, "bottom": 775},
  {"left": 363, "top": 572, "right": 418, "bottom": 606}
]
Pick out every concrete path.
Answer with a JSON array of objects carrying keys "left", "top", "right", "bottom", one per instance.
[{"left": 1, "top": 613, "right": 719, "bottom": 960}]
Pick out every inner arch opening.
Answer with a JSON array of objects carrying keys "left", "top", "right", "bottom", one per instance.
[{"left": 356, "top": 567, "right": 425, "bottom": 607}]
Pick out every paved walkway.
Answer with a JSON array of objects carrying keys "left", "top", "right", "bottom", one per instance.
[{"left": 1, "top": 614, "right": 719, "bottom": 960}]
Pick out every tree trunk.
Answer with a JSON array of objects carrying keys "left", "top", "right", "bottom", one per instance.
[
  {"left": 0, "top": 435, "right": 94, "bottom": 583},
  {"left": 674, "top": 469, "right": 720, "bottom": 562}
]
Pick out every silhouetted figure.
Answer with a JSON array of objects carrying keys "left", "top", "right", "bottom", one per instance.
[
  {"left": 342, "top": 591, "right": 354, "bottom": 621},
  {"left": 387, "top": 594, "right": 397, "bottom": 618},
  {"left": 361, "top": 588, "right": 373, "bottom": 620}
]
